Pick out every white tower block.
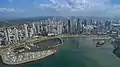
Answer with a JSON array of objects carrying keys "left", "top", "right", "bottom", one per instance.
[{"left": 24, "top": 24, "right": 28, "bottom": 38}]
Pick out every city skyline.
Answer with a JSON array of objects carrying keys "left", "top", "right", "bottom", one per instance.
[
  {"left": 0, "top": 16, "right": 120, "bottom": 65},
  {"left": 1, "top": 1, "right": 120, "bottom": 65},
  {"left": 1, "top": 0, "right": 120, "bottom": 19}
]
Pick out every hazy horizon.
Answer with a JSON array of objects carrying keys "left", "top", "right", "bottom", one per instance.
[{"left": 1, "top": 0, "right": 120, "bottom": 19}]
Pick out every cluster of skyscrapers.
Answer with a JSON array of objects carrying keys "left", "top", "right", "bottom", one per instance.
[
  {"left": 1, "top": 19, "right": 64, "bottom": 45},
  {"left": 1, "top": 18, "right": 120, "bottom": 45}
]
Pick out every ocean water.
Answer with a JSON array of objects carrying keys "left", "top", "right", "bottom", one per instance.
[{"left": 0, "top": 37, "right": 120, "bottom": 67}]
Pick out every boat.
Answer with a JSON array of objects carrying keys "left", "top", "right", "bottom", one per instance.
[
  {"left": 96, "top": 41, "right": 105, "bottom": 47},
  {"left": 1, "top": 38, "right": 63, "bottom": 65}
]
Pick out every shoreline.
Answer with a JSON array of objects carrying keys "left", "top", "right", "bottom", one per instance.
[
  {"left": 59, "top": 34, "right": 112, "bottom": 40},
  {"left": 0, "top": 35, "right": 111, "bottom": 52},
  {"left": 0, "top": 38, "right": 63, "bottom": 65},
  {"left": 0, "top": 35, "right": 112, "bottom": 65},
  {"left": 0, "top": 35, "right": 113, "bottom": 66},
  {"left": 1, "top": 49, "right": 56, "bottom": 65}
]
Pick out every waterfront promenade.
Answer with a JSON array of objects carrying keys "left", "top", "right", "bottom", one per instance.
[{"left": 0, "top": 34, "right": 111, "bottom": 54}]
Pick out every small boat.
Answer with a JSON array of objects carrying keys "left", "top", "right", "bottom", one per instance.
[{"left": 96, "top": 41, "right": 105, "bottom": 47}]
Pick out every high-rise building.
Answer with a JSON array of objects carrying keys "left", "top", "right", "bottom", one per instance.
[
  {"left": 105, "top": 21, "right": 111, "bottom": 30},
  {"left": 76, "top": 18, "right": 80, "bottom": 34},
  {"left": 40, "top": 22, "right": 43, "bottom": 31},
  {"left": 14, "top": 28, "right": 19, "bottom": 43},
  {"left": 37, "top": 23, "right": 40, "bottom": 34},
  {"left": 67, "top": 19, "right": 71, "bottom": 34},
  {"left": 29, "top": 27, "right": 34, "bottom": 37},
  {"left": 4, "top": 28, "right": 8, "bottom": 42},
  {"left": 24, "top": 24, "right": 28, "bottom": 38},
  {"left": 62, "top": 25, "right": 67, "bottom": 34},
  {"left": 18, "top": 30, "right": 23, "bottom": 41},
  {"left": 4, "top": 28, "right": 11, "bottom": 44},
  {"left": 47, "top": 25, "right": 50, "bottom": 33},
  {"left": 82, "top": 20, "right": 87, "bottom": 26},
  {"left": 71, "top": 19, "right": 76, "bottom": 34},
  {"left": 57, "top": 25, "right": 63, "bottom": 34},
  {"left": 32, "top": 23, "right": 37, "bottom": 35},
  {"left": 45, "top": 25, "right": 48, "bottom": 33}
]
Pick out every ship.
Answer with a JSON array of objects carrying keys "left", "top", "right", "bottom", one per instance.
[
  {"left": 1, "top": 37, "right": 63, "bottom": 65},
  {"left": 96, "top": 40, "right": 105, "bottom": 47}
]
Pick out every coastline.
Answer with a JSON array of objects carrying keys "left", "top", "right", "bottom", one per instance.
[
  {"left": 0, "top": 35, "right": 112, "bottom": 65},
  {"left": 0, "top": 38, "right": 63, "bottom": 65},
  {"left": 0, "top": 35, "right": 111, "bottom": 55},
  {"left": 1, "top": 49, "right": 56, "bottom": 65}
]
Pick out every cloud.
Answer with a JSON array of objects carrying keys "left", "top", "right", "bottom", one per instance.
[
  {"left": 0, "top": 8, "right": 16, "bottom": 12},
  {"left": 39, "top": 0, "right": 109, "bottom": 11},
  {"left": 0, "top": 8, "right": 24, "bottom": 13},
  {"left": 3, "top": 0, "right": 120, "bottom": 17},
  {"left": 37, "top": 0, "right": 120, "bottom": 17},
  {"left": 39, "top": 4, "right": 53, "bottom": 9}
]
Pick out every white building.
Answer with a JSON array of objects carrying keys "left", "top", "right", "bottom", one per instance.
[
  {"left": 18, "top": 30, "right": 23, "bottom": 41},
  {"left": 24, "top": 24, "right": 28, "bottom": 38},
  {"left": 57, "top": 25, "right": 63, "bottom": 34},
  {"left": 45, "top": 25, "right": 48, "bottom": 33},
  {"left": 32, "top": 23, "right": 37, "bottom": 34},
  {"left": 14, "top": 28, "right": 19, "bottom": 43},
  {"left": 29, "top": 27, "right": 34, "bottom": 37},
  {"left": 4, "top": 28, "right": 11, "bottom": 44},
  {"left": 37, "top": 23, "right": 40, "bottom": 34}
]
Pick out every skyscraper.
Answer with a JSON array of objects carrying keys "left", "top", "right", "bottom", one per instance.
[
  {"left": 18, "top": 30, "right": 23, "bottom": 41},
  {"left": 32, "top": 23, "right": 37, "bottom": 35},
  {"left": 4, "top": 28, "right": 10, "bottom": 44},
  {"left": 63, "top": 25, "right": 67, "bottom": 34},
  {"left": 105, "top": 21, "right": 111, "bottom": 30},
  {"left": 81, "top": 20, "right": 87, "bottom": 27},
  {"left": 67, "top": 19, "right": 71, "bottom": 34},
  {"left": 29, "top": 27, "right": 34, "bottom": 37},
  {"left": 37, "top": 23, "right": 40, "bottom": 34},
  {"left": 4, "top": 28, "right": 8, "bottom": 41},
  {"left": 57, "top": 25, "right": 63, "bottom": 34},
  {"left": 24, "top": 24, "right": 28, "bottom": 38},
  {"left": 14, "top": 28, "right": 19, "bottom": 43},
  {"left": 76, "top": 18, "right": 80, "bottom": 34}
]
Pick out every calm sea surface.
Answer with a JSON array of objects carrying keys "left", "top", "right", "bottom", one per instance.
[{"left": 0, "top": 37, "right": 120, "bottom": 67}]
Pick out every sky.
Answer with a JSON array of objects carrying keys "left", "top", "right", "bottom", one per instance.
[{"left": 0, "top": 0, "right": 120, "bottom": 18}]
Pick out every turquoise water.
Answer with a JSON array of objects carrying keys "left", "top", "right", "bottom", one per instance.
[{"left": 0, "top": 37, "right": 120, "bottom": 67}]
